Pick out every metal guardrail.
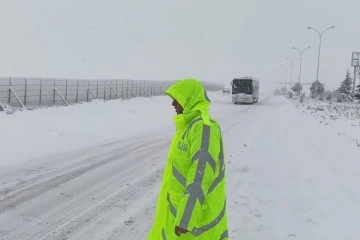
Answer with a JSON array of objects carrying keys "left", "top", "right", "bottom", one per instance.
[{"left": 0, "top": 77, "right": 224, "bottom": 109}]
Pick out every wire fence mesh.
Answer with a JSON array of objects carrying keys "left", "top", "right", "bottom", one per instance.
[{"left": 0, "top": 77, "right": 224, "bottom": 108}]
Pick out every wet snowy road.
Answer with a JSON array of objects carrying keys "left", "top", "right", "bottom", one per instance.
[
  {"left": 1, "top": 93, "right": 359, "bottom": 240},
  {"left": 0, "top": 137, "right": 168, "bottom": 239}
]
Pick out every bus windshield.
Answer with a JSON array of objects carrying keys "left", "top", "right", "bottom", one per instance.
[{"left": 232, "top": 79, "right": 253, "bottom": 94}]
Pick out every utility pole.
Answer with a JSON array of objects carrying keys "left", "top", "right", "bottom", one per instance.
[
  {"left": 292, "top": 46, "right": 311, "bottom": 84},
  {"left": 286, "top": 57, "right": 299, "bottom": 91},
  {"left": 351, "top": 52, "right": 360, "bottom": 95}
]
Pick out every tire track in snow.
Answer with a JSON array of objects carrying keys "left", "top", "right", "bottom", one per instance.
[
  {"left": 39, "top": 168, "right": 163, "bottom": 240},
  {"left": 0, "top": 138, "right": 162, "bottom": 214},
  {"left": 215, "top": 96, "right": 272, "bottom": 134},
  {"left": 0, "top": 137, "right": 169, "bottom": 240}
]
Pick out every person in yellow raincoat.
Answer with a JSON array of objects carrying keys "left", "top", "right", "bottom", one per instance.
[{"left": 147, "top": 79, "right": 228, "bottom": 240}]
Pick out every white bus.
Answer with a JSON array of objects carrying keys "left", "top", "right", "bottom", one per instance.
[{"left": 231, "top": 77, "right": 259, "bottom": 104}]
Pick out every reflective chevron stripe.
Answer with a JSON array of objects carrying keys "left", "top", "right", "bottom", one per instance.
[
  {"left": 182, "top": 117, "right": 217, "bottom": 139},
  {"left": 162, "top": 228, "right": 167, "bottom": 240},
  {"left": 167, "top": 193, "right": 177, "bottom": 217},
  {"left": 179, "top": 125, "right": 214, "bottom": 229},
  {"left": 208, "top": 168, "right": 225, "bottom": 194},
  {"left": 208, "top": 132, "right": 225, "bottom": 194},
  {"left": 190, "top": 125, "right": 216, "bottom": 171},
  {"left": 172, "top": 165, "right": 186, "bottom": 187},
  {"left": 220, "top": 230, "right": 229, "bottom": 240},
  {"left": 191, "top": 201, "right": 227, "bottom": 236},
  {"left": 182, "top": 117, "right": 202, "bottom": 139}
]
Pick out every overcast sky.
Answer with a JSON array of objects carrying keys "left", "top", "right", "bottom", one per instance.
[{"left": 0, "top": 0, "right": 359, "bottom": 91}]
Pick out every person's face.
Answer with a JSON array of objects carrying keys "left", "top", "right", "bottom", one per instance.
[{"left": 172, "top": 99, "right": 183, "bottom": 115}]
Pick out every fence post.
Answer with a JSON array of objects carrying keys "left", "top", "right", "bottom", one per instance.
[
  {"left": 87, "top": 80, "right": 90, "bottom": 102},
  {"left": 24, "top": 78, "right": 27, "bottom": 106},
  {"left": 8, "top": 77, "right": 11, "bottom": 104},
  {"left": 53, "top": 80, "right": 56, "bottom": 104},
  {"left": 131, "top": 81, "right": 133, "bottom": 98},
  {"left": 122, "top": 81, "right": 124, "bottom": 98},
  {"left": 39, "top": 79, "right": 42, "bottom": 105},
  {"left": 126, "top": 81, "right": 129, "bottom": 98},
  {"left": 65, "top": 78, "right": 68, "bottom": 101},
  {"left": 110, "top": 81, "right": 112, "bottom": 100},
  {"left": 104, "top": 81, "right": 107, "bottom": 100},
  {"left": 76, "top": 80, "right": 79, "bottom": 103},
  {"left": 96, "top": 80, "right": 99, "bottom": 98},
  {"left": 135, "top": 81, "right": 137, "bottom": 97}
]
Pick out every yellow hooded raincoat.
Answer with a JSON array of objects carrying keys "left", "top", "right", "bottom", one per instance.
[{"left": 147, "top": 79, "right": 228, "bottom": 240}]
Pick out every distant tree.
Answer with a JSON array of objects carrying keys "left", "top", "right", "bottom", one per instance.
[
  {"left": 291, "top": 83, "right": 302, "bottom": 95},
  {"left": 337, "top": 70, "right": 353, "bottom": 96},
  {"left": 355, "top": 83, "right": 360, "bottom": 101},
  {"left": 281, "top": 87, "right": 287, "bottom": 95},
  {"left": 309, "top": 80, "right": 324, "bottom": 96}
]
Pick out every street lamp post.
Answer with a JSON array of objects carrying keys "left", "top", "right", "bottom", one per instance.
[
  {"left": 286, "top": 57, "right": 298, "bottom": 90},
  {"left": 307, "top": 26, "right": 335, "bottom": 84},
  {"left": 292, "top": 46, "right": 311, "bottom": 84}
]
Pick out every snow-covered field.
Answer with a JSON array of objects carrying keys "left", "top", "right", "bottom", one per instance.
[
  {"left": 296, "top": 98, "right": 360, "bottom": 147},
  {"left": 1, "top": 91, "right": 359, "bottom": 240}
]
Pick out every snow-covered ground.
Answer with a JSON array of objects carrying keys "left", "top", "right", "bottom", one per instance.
[{"left": 0, "top": 91, "right": 359, "bottom": 240}]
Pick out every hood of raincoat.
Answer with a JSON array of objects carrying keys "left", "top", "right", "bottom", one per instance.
[{"left": 165, "top": 79, "right": 210, "bottom": 125}]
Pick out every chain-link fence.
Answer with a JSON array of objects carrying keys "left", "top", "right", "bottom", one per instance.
[{"left": 0, "top": 77, "right": 224, "bottom": 108}]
